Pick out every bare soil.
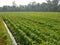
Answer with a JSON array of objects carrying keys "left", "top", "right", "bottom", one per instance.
[{"left": 0, "top": 38, "right": 5, "bottom": 45}]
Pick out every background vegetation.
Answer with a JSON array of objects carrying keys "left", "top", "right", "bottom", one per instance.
[{"left": 0, "top": 0, "right": 60, "bottom": 12}]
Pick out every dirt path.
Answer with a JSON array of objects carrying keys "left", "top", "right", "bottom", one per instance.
[{"left": 0, "top": 38, "right": 5, "bottom": 45}]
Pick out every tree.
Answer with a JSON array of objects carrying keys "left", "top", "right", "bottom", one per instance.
[
  {"left": 0, "top": 0, "right": 60, "bottom": 12},
  {"left": 12, "top": 0, "right": 17, "bottom": 8},
  {"left": 46, "top": 0, "right": 52, "bottom": 11},
  {"left": 2, "top": 6, "right": 8, "bottom": 11},
  {"left": 57, "top": 4, "right": 60, "bottom": 12},
  {"left": 0, "top": 7, "right": 3, "bottom": 12},
  {"left": 41, "top": 2, "right": 48, "bottom": 11},
  {"left": 52, "top": 0, "right": 59, "bottom": 11}
]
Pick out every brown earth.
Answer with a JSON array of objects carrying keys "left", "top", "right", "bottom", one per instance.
[{"left": 0, "top": 38, "right": 5, "bottom": 45}]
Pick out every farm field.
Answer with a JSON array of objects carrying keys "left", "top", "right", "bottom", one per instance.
[{"left": 0, "top": 12, "right": 60, "bottom": 45}]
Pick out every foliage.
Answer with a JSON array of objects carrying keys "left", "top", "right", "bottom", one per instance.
[
  {"left": 0, "top": 12, "right": 60, "bottom": 45},
  {"left": 0, "top": 0, "right": 60, "bottom": 12}
]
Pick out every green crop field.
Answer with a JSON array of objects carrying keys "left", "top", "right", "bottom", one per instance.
[{"left": 0, "top": 12, "right": 60, "bottom": 45}]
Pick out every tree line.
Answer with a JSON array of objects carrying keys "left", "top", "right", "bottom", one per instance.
[{"left": 0, "top": 0, "right": 60, "bottom": 12}]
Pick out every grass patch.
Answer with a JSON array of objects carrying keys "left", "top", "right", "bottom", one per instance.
[{"left": 0, "top": 17, "right": 13, "bottom": 45}]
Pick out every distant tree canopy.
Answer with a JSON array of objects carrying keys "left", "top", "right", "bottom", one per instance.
[{"left": 0, "top": 0, "right": 60, "bottom": 12}]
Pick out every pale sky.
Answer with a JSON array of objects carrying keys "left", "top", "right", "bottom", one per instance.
[{"left": 0, "top": 0, "right": 46, "bottom": 7}]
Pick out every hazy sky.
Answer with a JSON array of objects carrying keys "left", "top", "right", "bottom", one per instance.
[{"left": 0, "top": 0, "right": 46, "bottom": 7}]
